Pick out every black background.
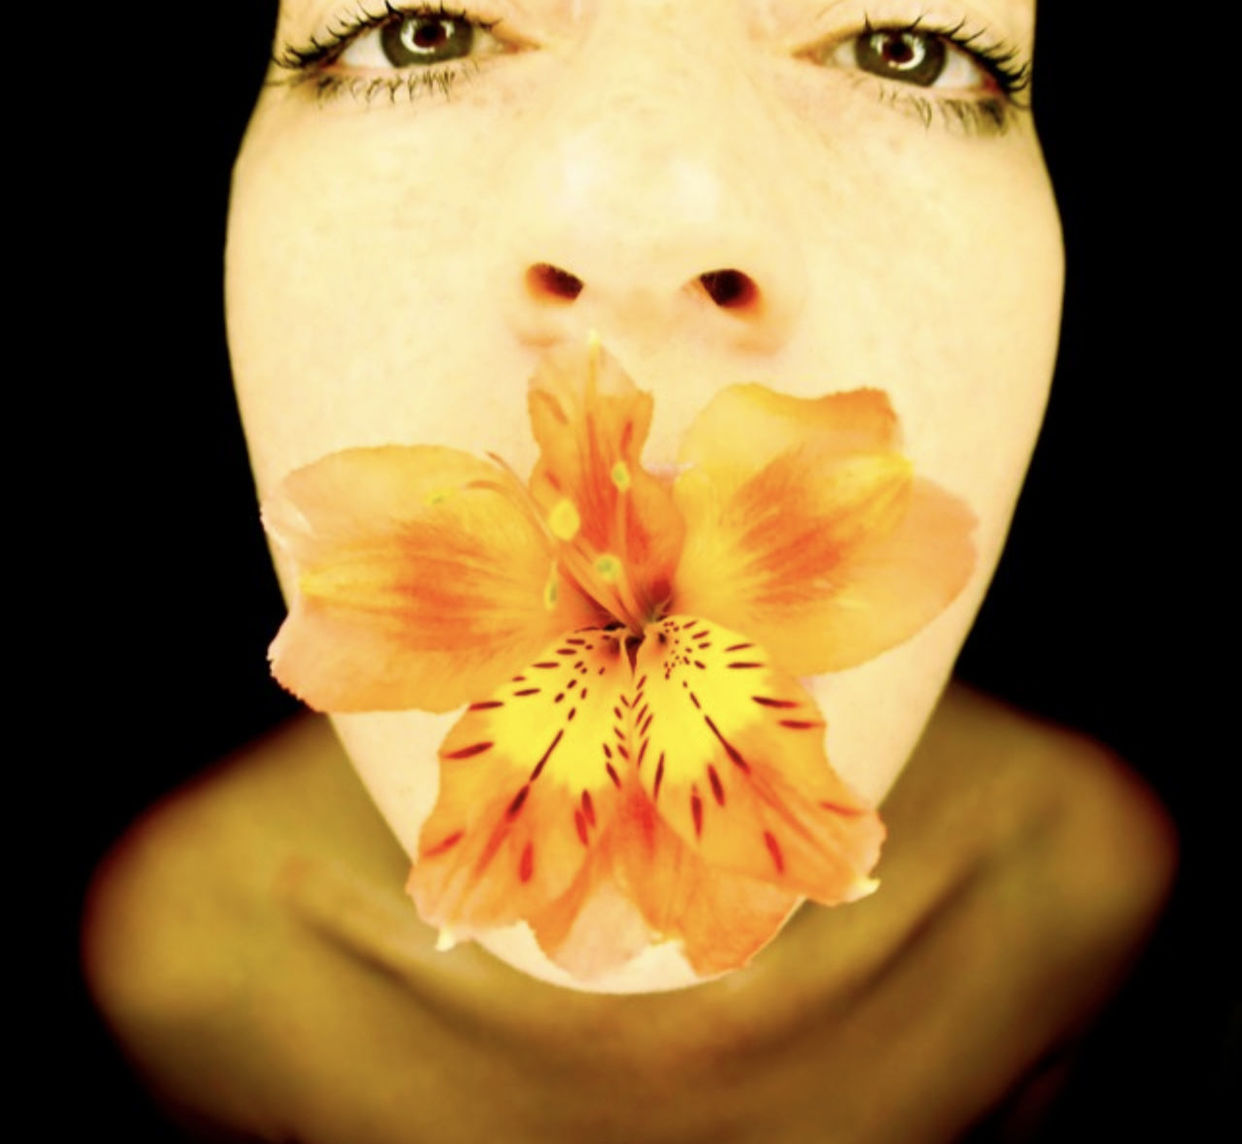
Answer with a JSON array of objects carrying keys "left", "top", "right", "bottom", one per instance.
[{"left": 56, "top": 3, "right": 1231, "bottom": 1139}]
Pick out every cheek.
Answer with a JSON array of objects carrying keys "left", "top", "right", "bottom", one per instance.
[
  {"left": 791, "top": 114, "right": 1063, "bottom": 553},
  {"left": 226, "top": 103, "right": 539, "bottom": 496}
]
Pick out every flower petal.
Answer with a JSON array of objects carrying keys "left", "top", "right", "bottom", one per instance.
[
  {"left": 408, "top": 628, "right": 635, "bottom": 937},
  {"left": 630, "top": 616, "right": 884, "bottom": 904},
  {"left": 527, "top": 342, "right": 685, "bottom": 617},
  {"left": 615, "top": 791, "right": 802, "bottom": 976},
  {"left": 674, "top": 389, "right": 975, "bottom": 675},
  {"left": 263, "top": 446, "right": 601, "bottom": 713},
  {"left": 679, "top": 385, "right": 901, "bottom": 503},
  {"left": 525, "top": 831, "right": 655, "bottom": 981}
]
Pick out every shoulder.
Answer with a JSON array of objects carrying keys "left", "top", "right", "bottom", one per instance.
[
  {"left": 81, "top": 716, "right": 413, "bottom": 1130},
  {"left": 907, "top": 683, "right": 1177, "bottom": 898}
]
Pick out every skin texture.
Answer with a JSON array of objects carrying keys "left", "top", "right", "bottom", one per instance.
[
  {"left": 226, "top": 0, "right": 1062, "bottom": 989},
  {"left": 82, "top": 686, "right": 1175, "bottom": 1143}
]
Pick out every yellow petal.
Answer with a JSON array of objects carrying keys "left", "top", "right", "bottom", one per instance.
[
  {"left": 264, "top": 446, "right": 601, "bottom": 713},
  {"left": 629, "top": 616, "right": 885, "bottom": 904},
  {"left": 408, "top": 628, "right": 635, "bottom": 937},
  {"left": 526, "top": 342, "right": 685, "bottom": 619}
]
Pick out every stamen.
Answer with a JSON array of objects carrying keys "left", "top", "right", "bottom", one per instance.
[
  {"left": 542, "top": 569, "right": 560, "bottom": 611},
  {"left": 610, "top": 461, "right": 631, "bottom": 490},
  {"left": 548, "top": 498, "right": 581, "bottom": 540}
]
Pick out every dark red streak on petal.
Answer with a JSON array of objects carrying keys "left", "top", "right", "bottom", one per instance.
[
  {"left": 581, "top": 789, "right": 596, "bottom": 827},
  {"left": 707, "top": 765, "right": 726, "bottom": 806},
  {"left": 422, "top": 830, "right": 464, "bottom": 858},
  {"left": 443, "top": 741, "right": 493, "bottom": 760},
  {"left": 554, "top": 692, "right": 565, "bottom": 703},
  {"left": 691, "top": 789, "right": 704, "bottom": 838},
  {"left": 567, "top": 708, "right": 577, "bottom": 722},
  {"left": 566, "top": 637, "right": 587, "bottom": 646},
  {"left": 468, "top": 700, "right": 505, "bottom": 711},
  {"left": 763, "top": 831, "right": 785, "bottom": 874},
  {"left": 724, "top": 643, "right": 753, "bottom": 652},
  {"left": 689, "top": 692, "right": 701, "bottom": 709},
  {"left": 727, "top": 662, "right": 763, "bottom": 670},
  {"left": 513, "top": 688, "right": 541, "bottom": 697},
  {"left": 703, "top": 716, "right": 751, "bottom": 773},
  {"left": 518, "top": 842, "right": 536, "bottom": 883},
  {"left": 557, "top": 649, "right": 576, "bottom": 657},
  {"left": 779, "top": 719, "right": 822, "bottom": 730},
  {"left": 693, "top": 660, "right": 707, "bottom": 670},
  {"left": 752, "top": 696, "right": 798, "bottom": 709},
  {"left": 506, "top": 785, "right": 530, "bottom": 819},
  {"left": 528, "top": 729, "right": 565, "bottom": 782},
  {"left": 636, "top": 674, "right": 648, "bottom": 692},
  {"left": 574, "top": 809, "right": 589, "bottom": 846},
  {"left": 653, "top": 753, "right": 666, "bottom": 801},
  {"left": 533, "top": 662, "right": 560, "bottom": 669},
  {"left": 820, "top": 799, "right": 866, "bottom": 817},
  {"left": 605, "top": 762, "right": 622, "bottom": 788},
  {"left": 635, "top": 739, "right": 648, "bottom": 769},
  {"left": 566, "top": 679, "right": 578, "bottom": 690}
]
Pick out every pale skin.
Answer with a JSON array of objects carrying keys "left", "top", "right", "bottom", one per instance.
[{"left": 85, "top": 0, "right": 1176, "bottom": 1137}]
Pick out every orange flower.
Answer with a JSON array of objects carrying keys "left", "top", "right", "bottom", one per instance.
[{"left": 263, "top": 343, "right": 976, "bottom": 981}]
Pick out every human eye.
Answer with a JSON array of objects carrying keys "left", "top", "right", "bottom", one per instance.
[
  {"left": 804, "top": 17, "right": 1031, "bottom": 135},
  {"left": 271, "top": 3, "right": 518, "bottom": 106}
]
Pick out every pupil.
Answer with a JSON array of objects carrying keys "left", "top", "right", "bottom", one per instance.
[
  {"left": 883, "top": 37, "right": 917, "bottom": 66},
  {"left": 412, "top": 22, "right": 448, "bottom": 50}
]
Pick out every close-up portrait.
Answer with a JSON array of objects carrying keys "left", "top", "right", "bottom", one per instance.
[{"left": 65, "top": 1, "right": 1229, "bottom": 1141}]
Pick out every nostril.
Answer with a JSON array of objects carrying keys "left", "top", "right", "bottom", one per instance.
[
  {"left": 527, "top": 262, "right": 584, "bottom": 303},
  {"left": 699, "top": 269, "right": 758, "bottom": 311}
]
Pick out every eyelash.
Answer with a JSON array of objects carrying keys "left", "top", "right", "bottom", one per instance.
[
  {"left": 270, "top": 3, "right": 1032, "bottom": 133},
  {"left": 270, "top": 3, "right": 502, "bottom": 105}
]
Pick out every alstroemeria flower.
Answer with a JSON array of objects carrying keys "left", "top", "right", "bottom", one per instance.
[{"left": 263, "top": 344, "right": 976, "bottom": 981}]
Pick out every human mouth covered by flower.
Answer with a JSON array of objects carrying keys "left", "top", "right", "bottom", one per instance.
[{"left": 262, "top": 343, "right": 976, "bottom": 983}]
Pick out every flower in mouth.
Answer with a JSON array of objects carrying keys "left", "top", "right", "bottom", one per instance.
[{"left": 263, "top": 342, "right": 976, "bottom": 980}]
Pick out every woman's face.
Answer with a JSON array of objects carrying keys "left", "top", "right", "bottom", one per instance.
[{"left": 227, "top": 0, "right": 1060, "bottom": 989}]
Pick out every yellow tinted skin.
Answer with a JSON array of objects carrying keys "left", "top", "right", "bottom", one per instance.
[
  {"left": 226, "top": 0, "right": 1062, "bottom": 989},
  {"left": 83, "top": 688, "right": 1176, "bottom": 1142}
]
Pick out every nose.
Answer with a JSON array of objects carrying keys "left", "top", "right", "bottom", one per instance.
[{"left": 493, "top": 9, "right": 808, "bottom": 355}]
